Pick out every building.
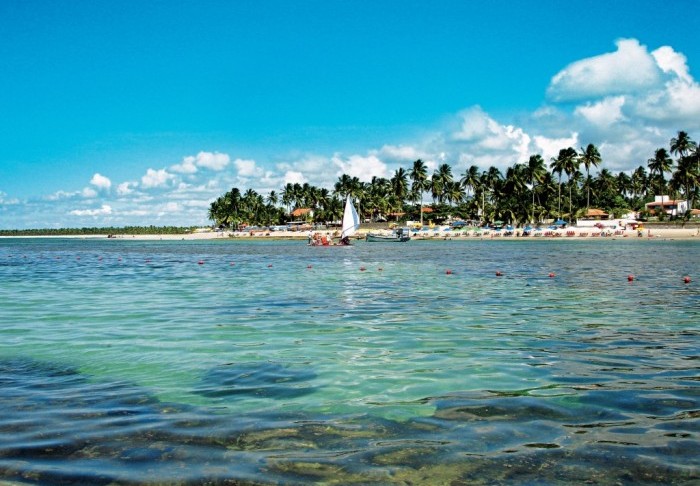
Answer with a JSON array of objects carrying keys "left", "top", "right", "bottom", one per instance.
[{"left": 645, "top": 196, "right": 688, "bottom": 217}]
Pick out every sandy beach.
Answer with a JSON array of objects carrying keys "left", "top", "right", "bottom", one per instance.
[{"left": 11, "top": 225, "right": 694, "bottom": 241}]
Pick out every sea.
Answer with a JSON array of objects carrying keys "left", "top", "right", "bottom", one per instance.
[{"left": 0, "top": 237, "right": 698, "bottom": 485}]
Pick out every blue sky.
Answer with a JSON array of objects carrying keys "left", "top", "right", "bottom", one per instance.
[{"left": 1, "top": 0, "right": 699, "bottom": 229}]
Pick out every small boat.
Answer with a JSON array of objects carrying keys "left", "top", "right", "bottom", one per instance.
[
  {"left": 365, "top": 227, "right": 411, "bottom": 243},
  {"left": 309, "top": 196, "right": 359, "bottom": 246}
]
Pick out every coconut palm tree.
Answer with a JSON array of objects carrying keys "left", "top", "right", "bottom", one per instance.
[
  {"left": 410, "top": 159, "right": 428, "bottom": 225},
  {"left": 648, "top": 148, "right": 673, "bottom": 217},
  {"left": 579, "top": 144, "right": 602, "bottom": 210},
  {"left": 390, "top": 168, "right": 409, "bottom": 206},
  {"left": 525, "top": 155, "right": 546, "bottom": 223},
  {"left": 631, "top": 166, "right": 648, "bottom": 202},
  {"left": 550, "top": 148, "right": 577, "bottom": 220},
  {"left": 670, "top": 131, "right": 697, "bottom": 210}
]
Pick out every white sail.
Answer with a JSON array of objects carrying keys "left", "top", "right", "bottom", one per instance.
[{"left": 341, "top": 195, "right": 360, "bottom": 239}]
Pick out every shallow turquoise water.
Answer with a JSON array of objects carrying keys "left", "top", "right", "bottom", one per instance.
[{"left": 0, "top": 237, "right": 698, "bottom": 484}]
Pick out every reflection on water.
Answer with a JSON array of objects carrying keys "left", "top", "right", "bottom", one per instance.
[{"left": 0, "top": 238, "right": 698, "bottom": 484}]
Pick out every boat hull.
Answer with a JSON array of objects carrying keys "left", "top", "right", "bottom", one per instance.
[{"left": 365, "top": 233, "right": 410, "bottom": 242}]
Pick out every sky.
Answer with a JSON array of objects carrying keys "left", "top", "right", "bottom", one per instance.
[{"left": 1, "top": 0, "right": 699, "bottom": 229}]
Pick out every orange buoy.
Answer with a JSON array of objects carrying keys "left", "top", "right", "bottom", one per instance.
[
  {"left": 683, "top": 276, "right": 691, "bottom": 284},
  {"left": 627, "top": 274, "right": 634, "bottom": 282}
]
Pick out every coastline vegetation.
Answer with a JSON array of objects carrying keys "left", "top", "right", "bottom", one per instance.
[
  {"left": 0, "top": 226, "right": 195, "bottom": 237},
  {"left": 209, "top": 131, "right": 699, "bottom": 229}
]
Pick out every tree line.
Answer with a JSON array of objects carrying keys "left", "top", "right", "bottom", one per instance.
[
  {"left": 209, "top": 130, "right": 699, "bottom": 228},
  {"left": 0, "top": 226, "right": 196, "bottom": 236}
]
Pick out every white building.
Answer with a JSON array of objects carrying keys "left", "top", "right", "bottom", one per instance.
[{"left": 645, "top": 196, "right": 689, "bottom": 217}]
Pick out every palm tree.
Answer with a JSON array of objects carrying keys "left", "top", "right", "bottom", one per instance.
[
  {"left": 671, "top": 155, "right": 698, "bottom": 218},
  {"left": 579, "top": 144, "right": 602, "bottom": 210},
  {"left": 648, "top": 148, "right": 673, "bottom": 217},
  {"left": 670, "top": 131, "right": 697, "bottom": 211},
  {"left": 550, "top": 148, "right": 576, "bottom": 220},
  {"left": 562, "top": 149, "right": 580, "bottom": 222},
  {"left": 631, "top": 166, "right": 648, "bottom": 202},
  {"left": 525, "top": 155, "right": 546, "bottom": 223},
  {"left": 410, "top": 159, "right": 428, "bottom": 225},
  {"left": 390, "top": 168, "right": 409, "bottom": 206},
  {"left": 460, "top": 165, "right": 480, "bottom": 199}
]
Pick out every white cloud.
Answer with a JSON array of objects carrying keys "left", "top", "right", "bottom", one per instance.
[
  {"left": 282, "top": 171, "right": 307, "bottom": 185},
  {"left": 196, "top": 151, "right": 230, "bottom": 171},
  {"left": 117, "top": 181, "right": 136, "bottom": 196},
  {"left": 378, "top": 144, "right": 423, "bottom": 161},
  {"left": 234, "top": 158, "right": 263, "bottom": 177},
  {"left": 81, "top": 187, "right": 97, "bottom": 198},
  {"left": 574, "top": 96, "right": 626, "bottom": 127},
  {"left": 171, "top": 151, "right": 230, "bottom": 173},
  {"left": 69, "top": 204, "right": 112, "bottom": 217},
  {"left": 533, "top": 134, "right": 579, "bottom": 161},
  {"left": 548, "top": 38, "right": 660, "bottom": 101},
  {"left": 652, "top": 46, "right": 691, "bottom": 83},
  {"left": 448, "top": 106, "right": 532, "bottom": 165},
  {"left": 170, "top": 155, "right": 198, "bottom": 174},
  {"left": 141, "top": 168, "right": 175, "bottom": 189},
  {"left": 90, "top": 173, "right": 112, "bottom": 190},
  {"left": 332, "top": 154, "right": 388, "bottom": 182}
]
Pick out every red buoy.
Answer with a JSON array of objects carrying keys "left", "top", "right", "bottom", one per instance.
[
  {"left": 548, "top": 272, "right": 555, "bottom": 278},
  {"left": 627, "top": 274, "right": 634, "bottom": 282},
  {"left": 496, "top": 271, "right": 503, "bottom": 277},
  {"left": 445, "top": 269, "right": 453, "bottom": 275},
  {"left": 360, "top": 266, "right": 366, "bottom": 272},
  {"left": 198, "top": 260, "right": 204, "bottom": 265},
  {"left": 683, "top": 276, "right": 691, "bottom": 284}
]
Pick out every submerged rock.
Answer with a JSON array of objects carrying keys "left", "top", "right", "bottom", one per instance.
[{"left": 194, "top": 361, "right": 318, "bottom": 400}]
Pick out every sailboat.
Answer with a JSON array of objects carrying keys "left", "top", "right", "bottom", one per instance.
[
  {"left": 308, "top": 195, "right": 359, "bottom": 246},
  {"left": 339, "top": 195, "right": 360, "bottom": 245}
]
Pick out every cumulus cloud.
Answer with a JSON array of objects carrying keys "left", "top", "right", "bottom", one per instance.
[
  {"left": 141, "top": 168, "right": 175, "bottom": 189},
  {"left": 282, "top": 171, "right": 307, "bottom": 185},
  {"left": 69, "top": 204, "right": 112, "bottom": 217},
  {"left": 652, "top": 46, "right": 691, "bottom": 82},
  {"left": 547, "top": 38, "right": 660, "bottom": 101},
  {"left": 234, "top": 158, "right": 263, "bottom": 177},
  {"left": 448, "top": 106, "right": 532, "bottom": 167},
  {"left": 171, "top": 151, "right": 230, "bottom": 173},
  {"left": 117, "top": 181, "right": 137, "bottom": 196},
  {"left": 81, "top": 187, "right": 97, "bottom": 198},
  {"left": 532, "top": 134, "right": 580, "bottom": 162},
  {"left": 331, "top": 154, "right": 388, "bottom": 182},
  {"left": 90, "top": 173, "right": 111, "bottom": 190},
  {"left": 378, "top": 144, "right": 423, "bottom": 161},
  {"left": 574, "top": 96, "right": 626, "bottom": 127}
]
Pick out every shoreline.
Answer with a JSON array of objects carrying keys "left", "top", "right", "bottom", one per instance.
[{"left": 2, "top": 227, "right": 700, "bottom": 241}]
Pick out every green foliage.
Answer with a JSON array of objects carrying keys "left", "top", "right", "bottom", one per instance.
[
  {"left": 205, "top": 131, "right": 698, "bottom": 227},
  {"left": 0, "top": 226, "right": 194, "bottom": 236}
]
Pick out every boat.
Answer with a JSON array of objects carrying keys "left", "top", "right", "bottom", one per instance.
[
  {"left": 365, "top": 227, "right": 411, "bottom": 242},
  {"left": 309, "top": 195, "right": 359, "bottom": 246}
]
